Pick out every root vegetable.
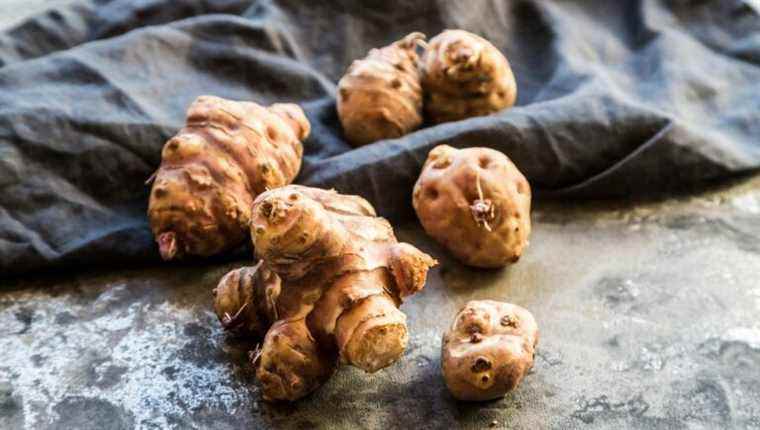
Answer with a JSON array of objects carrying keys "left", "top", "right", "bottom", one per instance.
[
  {"left": 214, "top": 185, "right": 437, "bottom": 401},
  {"left": 337, "top": 32, "right": 426, "bottom": 147},
  {"left": 421, "top": 29, "right": 517, "bottom": 124},
  {"left": 148, "top": 96, "right": 309, "bottom": 260},
  {"left": 441, "top": 300, "right": 539, "bottom": 401},
  {"left": 412, "top": 145, "right": 531, "bottom": 268}
]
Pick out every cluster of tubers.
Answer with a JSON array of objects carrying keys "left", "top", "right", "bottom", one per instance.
[
  {"left": 338, "top": 30, "right": 517, "bottom": 147},
  {"left": 147, "top": 29, "right": 537, "bottom": 403}
]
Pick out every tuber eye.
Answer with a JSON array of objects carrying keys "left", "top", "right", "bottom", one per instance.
[
  {"left": 516, "top": 181, "right": 527, "bottom": 195},
  {"left": 267, "top": 125, "right": 279, "bottom": 141},
  {"left": 478, "top": 156, "right": 490, "bottom": 169},
  {"left": 152, "top": 187, "right": 167, "bottom": 198},
  {"left": 260, "top": 201, "right": 274, "bottom": 218},
  {"left": 471, "top": 356, "right": 492, "bottom": 372},
  {"left": 339, "top": 88, "right": 350, "bottom": 102},
  {"left": 432, "top": 157, "right": 451, "bottom": 169},
  {"left": 500, "top": 315, "right": 518, "bottom": 328},
  {"left": 426, "top": 187, "right": 439, "bottom": 199}
]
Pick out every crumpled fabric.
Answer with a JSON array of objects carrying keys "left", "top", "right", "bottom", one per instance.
[{"left": 1, "top": 0, "right": 758, "bottom": 277}]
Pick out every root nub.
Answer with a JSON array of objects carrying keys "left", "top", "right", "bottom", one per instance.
[
  {"left": 471, "top": 172, "right": 495, "bottom": 231},
  {"left": 157, "top": 231, "right": 179, "bottom": 260}
]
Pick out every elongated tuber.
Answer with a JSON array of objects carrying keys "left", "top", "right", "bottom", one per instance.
[
  {"left": 213, "top": 185, "right": 437, "bottom": 401},
  {"left": 442, "top": 300, "right": 538, "bottom": 401},
  {"left": 148, "top": 96, "right": 309, "bottom": 260},
  {"left": 337, "top": 32, "right": 426, "bottom": 146},
  {"left": 413, "top": 145, "right": 531, "bottom": 268},
  {"left": 421, "top": 29, "right": 516, "bottom": 124}
]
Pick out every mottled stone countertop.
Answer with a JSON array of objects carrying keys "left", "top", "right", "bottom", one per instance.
[{"left": 2, "top": 175, "right": 759, "bottom": 429}]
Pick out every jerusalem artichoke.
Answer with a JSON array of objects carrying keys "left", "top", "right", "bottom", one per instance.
[
  {"left": 442, "top": 300, "right": 539, "bottom": 401},
  {"left": 337, "top": 32, "right": 426, "bottom": 146},
  {"left": 213, "top": 185, "right": 437, "bottom": 401},
  {"left": 413, "top": 145, "right": 531, "bottom": 268},
  {"left": 421, "top": 30, "right": 516, "bottom": 124},
  {"left": 148, "top": 96, "right": 309, "bottom": 260}
]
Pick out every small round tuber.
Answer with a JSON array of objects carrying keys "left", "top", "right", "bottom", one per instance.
[
  {"left": 148, "top": 95, "right": 309, "bottom": 260},
  {"left": 413, "top": 145, "right": 531, "bottom": 268},
  {"left": 421, "top": 29, "right": 517, "bottom": 124},
  {"left": 441, "top": 300, "right": 539, "bottom": 401},
  {"left": 214, "top": 185, "right": 437, "bottom": 401},
  {"left": 337, "top": 32, "right": 426, "bottom": 146}
]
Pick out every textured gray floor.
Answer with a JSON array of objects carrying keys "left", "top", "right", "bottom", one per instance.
[{"left": 2, "top": 175, "right": 759, "bottom": 429}]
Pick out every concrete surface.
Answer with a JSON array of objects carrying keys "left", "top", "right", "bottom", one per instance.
[{"left": 1, "top": 175, "right": 759, "bottom": 429}]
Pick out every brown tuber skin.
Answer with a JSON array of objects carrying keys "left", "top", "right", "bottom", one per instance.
[
  {"left": 337, "top": 32, "right": 426, "bottom": 147},
  {"left": 213, "top": 185, "right": 437, "bottom": 401},
  {"left": 421, "top": 29, "right": 517, "bottom": 124},
  {"left": 148, "top": 96, "right": 309, "bottom": 260},
  {"left": 441, "top": 300, "right": 539, "bottom": 401},
  {"left": 413, "top": 145, "right": 531, "bottom": 268}
]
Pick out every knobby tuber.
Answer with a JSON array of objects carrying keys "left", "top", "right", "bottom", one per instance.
[
  {"left": 213, "top": 185, "right": 437, "bottom": 401},
  {"left": 421, "top": 29, "right": 516, "bottom": 124},
  {"left": 148, "top": 95, "right": 309, "bottom": 260},
  {"left": 442, "top": 300, "right": 538, "bottom": 401},
  {"left": 413, "top": 145, "right": 531, "bottom": 268},
  {"left": 337, "top": 32, "right": 426, "bottom": 147}
]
